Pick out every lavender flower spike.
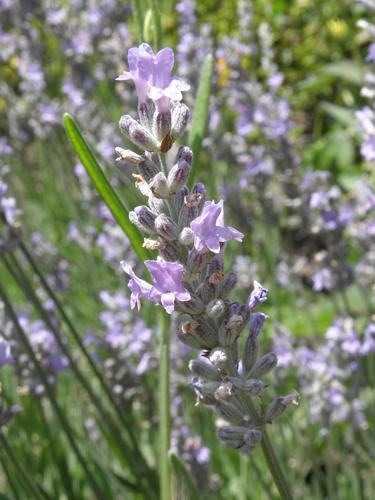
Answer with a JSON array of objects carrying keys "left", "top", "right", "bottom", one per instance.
[
  {"left": 116, "top": 43, "right": 190, "bottom": 111},
  {"left": 190, "top": 200, "right": 244, "bottom": 253},
  {"left": 121, "top": 261, "right": 153, "bottom": 311},
  {"left": 146, "top": 260, "right": 191, "bottom": 314}
]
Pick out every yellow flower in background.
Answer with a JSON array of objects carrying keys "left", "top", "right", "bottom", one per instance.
[
  {"left": 216, "top": 58, "right": 231, "bottom": 87},
  {"left": 327, "top": 18, "right": 348, "bottom": 39}
]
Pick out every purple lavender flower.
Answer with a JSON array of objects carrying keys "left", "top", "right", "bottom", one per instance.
[
  {"left": 145, "top": 260, "right": 191, "bottom": 314},
  {"left": 0, "top": 338, "right": 12, "bottom": 368},
  {"left": 116, "top": 43, "right": 189, "bottom": 111},
  {"left": 190, "top": 200, "right": 244, "bottom": 253},
  {"left": 248, "top": 281, "right": 268, "bottom": 310},
  {"left": 121, "top": 262, "right": 153, "bottom": 311}
]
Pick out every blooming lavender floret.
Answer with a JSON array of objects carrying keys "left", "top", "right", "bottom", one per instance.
[
  {"left": 116, "top": 43, "right": 190, "bottom": 111},
  {"left": 145, "top": 260, "right": 191, "bottom": 314},
  {"left": 190, "top": 200, "right": 244, "bottom": 253}
]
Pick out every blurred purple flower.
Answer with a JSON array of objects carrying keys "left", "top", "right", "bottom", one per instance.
[{"left": 0, "top": 338, "right": 12, "bottom": 368}]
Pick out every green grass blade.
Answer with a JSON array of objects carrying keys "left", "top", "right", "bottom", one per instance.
[
  {"left": 148, "top": 0, "right": 162, "bottom": 50},
  {"left": 63, "top": 113, "right": 149, "bottom": 264},
  {"left": 188, "top": 54, "right": 213, "bottom": 188},
  {"left": 131, "top": 0, "right": 144, "bottom": 41},
  {"left": 169, "top": 452, "right": 200, "bottom": 500}
]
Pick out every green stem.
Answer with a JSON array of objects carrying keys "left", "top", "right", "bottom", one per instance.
[
  {"left": 159, "top": 309, "right": 171, "bottom": 500},
  {"left": 0, "top": 282, "right": 105, "bottom": 499},
  {"left": 0, "top": 432, "right": 44, "bottom": 500},
  {"left": 239, "top": 454, "right": 248, "bottom": 500},
  {"left": 240, "top": 394, "right": 293, "bottom": 500}
]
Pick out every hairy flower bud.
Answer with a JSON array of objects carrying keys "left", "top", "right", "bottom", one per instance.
[
  {"left": 186, "top": 248, "right": 211, "bottom": 274},
  {"left": 153, "top": 110, "right": 171, "bottom": 143},
  {"left": 250, "top": 352, "right": 278, "bottom": 378},
  {"left": 177, "top": 316, "right": 217, "bottom": 349},
  {"left": 189, "top": 358, "right": 221, "bottom": 381},
  {"left": 176, "top": 296, "right": 206, "bottom": 315},
  {"left": 218, "top": 426, "right": 247, "bottom": 448},
  {"left": 177, "top": 146, "right": 193, "bottom": 165},
  {"left": 129, "top": 206, "right": 157, "bottom": 234},
  {"left": 174, "top": 186, "right": 189, "bottom": 213},
  {"left": 149, "top": 172, "right": 169, "bottom": 199},
  {"left": 119, "top": 115, "right": 158, "bottom": 151},
  {"left": 154, "top": 214, "right": 178, "bottom": 241},
  {"left": 218, "top": 314, "right": 244, "bottom": 346},
  {"left": 220, "top": 272, "right": 237, "bottom": 298},
  {"left": 138, "top": 101, "right": 155, "bottom": 129},
  {"left": 250, "top": 313, "right": 268, "bottom": 338},
  {"left": 168, "top": 160, "right": 190, "bottom": 195},
  {"left": 171, "top": 102, "right": 191, "bottom": 139},
  {"left": 216, "top": 401, "right": 246, "bottom": 425},
  {"left": 158, "top": 241, "right": 181, "bottom": 261},
  {"left": 243, "top": 429, "right": 262, "bottom": 447},
  {"left": 137, "top": 158, "right": 160, "bottom": 182},
  {"left": 229, "top": 377, "right": 265, "bottom": 396},
  {"left": 248, "top": 281, "right": 269, "bottom": 310}
]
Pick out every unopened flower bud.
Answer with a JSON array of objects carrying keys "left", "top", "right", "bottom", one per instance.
[
  {"left": 119, "top": 115, "right": 158, "bottom": 151},
  {"left": 264, "top": 391, "right": 300, "bottom": 423},
  {"left": 177, "top": 146, "right": 193, "bottom": 165},
  {"left": 243, "top": 333, "right": 259, "bottom": 373},
  {"left": 154, "top": 214, "right": 178, "bottom": 241},
  {"left": 250, "top": 352, "right": 277, "bottom": 378},
  {"left": 199, "top": 277, "right": 217, "bottom": 304},
  {"left": 138, "top": 101, "right": 155, "bottom": 129},
  {"left": 186, "top": 249, "right": 211, "bottom": 274},
  {"left": 182, "top": 317, "right": 217, "bottom": 348},
  {"left": 243, "top": 428, "right": 262, "bottom": 447},
  {"left": 153, "top": 109, "right": 171, "bottom": 143},
  {"left": 220, "top": 272, "right": 237, "bottom": 298},
  {"left": 219, "top": 425, "right": 247, "bottom": 440},
  {"left": 149, "top": 172, "right": 169, "bottom": 198},
  {"left": 228, "top": 377, "right": 264, "bottom": 396},
  {"left": 137, "top": 158, "right": 160, "bottom": 182},
  {"left": 168, "top": 160, "right": 190, "bottom": 195},
  {"left": 176, "top": 296, "right": 206, "bottom": 315},
  {"left": 129, "top": 206, "right": 157, "bottom": 234},
  {"left": 159, "top": 241, "right": 181, "bottom": 261},
  {"left": 206, "top": 299, "right": 226, "bottom": 319},
  {"left": 189, "top": 358, "right": 221, "bottom": 381},
  {"left": 218, "top": 314, "right": 243, "bottom": 346},
  {"left": 250, "top": 313, "right": 268, "bottom": 338},
  {"left": 179, "top": 227, "right": 194, "bottom": 246},
  {"left": 174, "top": 186, "right": 189, "bottom": 213},
  {"left": 171, "top": 102, "right": 191, "bottom": 139},
  {"left": 216, "top": 401, "right": 246, "bottom": 425}
]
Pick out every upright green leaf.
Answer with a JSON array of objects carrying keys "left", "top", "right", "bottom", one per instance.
[
  {"left": 188, "top": 54, "right": 213, "bottom": 188},
  {"left": 148, "top": 0, "right": 162, "bottom": 50},
  {"left": 131, "top": 0, "right": 144, "bottom": 42},
  {"left": 63, "top": 113, "right": 150, "bottom": 264},
  {"left": 169, "top": 452, "right": 201, "bottom": 500}
]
